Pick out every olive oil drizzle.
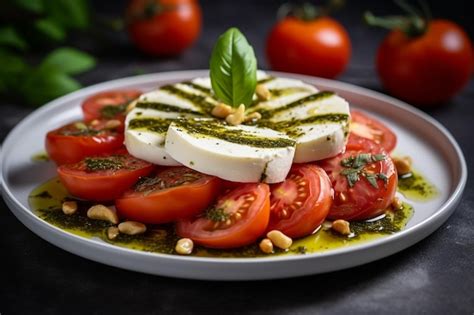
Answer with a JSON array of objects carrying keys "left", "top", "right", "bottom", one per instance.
[
  {"left": 28, "top": 177, "right": 415, "bottom": 258},
  {"left": 174, "top": 119, "right": 296, "bottom": 148}
]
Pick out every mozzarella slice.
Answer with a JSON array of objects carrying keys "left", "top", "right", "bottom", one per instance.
[
  {"left": 260, "top": 91, "right": 350, "bottom": 162},
  {"left": 165, "top": 118, "right": 296, "bottom": 183},
  {"left": 124, "top": 84, "right": 211, "bottom": 165}
]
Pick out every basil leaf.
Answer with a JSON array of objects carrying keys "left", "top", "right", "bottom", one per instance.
[
  {"left": 0, "top": 26, "right": 28, "bottom": 50},
  {"left": 44, "top": 0, "right": 90, "bottom": 30},
  {"left": 35, "top": 18, "right": 66, "bottom": 42},
  {"left": 210, "top": 27, "right": 257, "bottom": 107},
  {"left": 21, "top": 65, "right": 81, "bottom": 106},
  {"left": 40, "top": 47, "right": 95, "bottom": 75},
  {"left": 12, "top": 0, "right": 44, "bottom": 13}
]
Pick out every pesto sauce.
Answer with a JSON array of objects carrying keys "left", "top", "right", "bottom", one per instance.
[
  {"left": 259, "top": 91, "right": 334, "bottom": 119},
  {"left": 269, "top": 87, "right": 314, "bottom": 97},
  {"left": 257, "top": 76, "right": 276, "bottom": 85},
  {"left": 29, "top": 178, "right": 415, "bottom": 258},
  {"left": 160, "top": 85, "right": 215, "bottom": 113},
  {"left": 128, "top": 118, "right": 175, "bottom": 134},
  {"left": 31, "top": 151, "right": 50, "bottom": 162},
  {"left": 397, "top": 171, "right": 438, "bottom": 201},
  {"left": 136, "top": 102, "right": 204, "bottom": 115},
  {"left": 174, "top": 119, "right": 296, "bottom": 148},
  {"left": 180, "top": 81, "right": 212, "bottom": 95}
]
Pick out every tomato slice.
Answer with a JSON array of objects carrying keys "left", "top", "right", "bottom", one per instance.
[
  {"left": 45, "top": 120, "right": 125, "bottom": 165},
  {"left": 58, "top": 152, "right": 154, "bottom": 201},
  {"left": 349, "top": 110, "right": 397, "bottom": 152},
  {"left": 81, "top": 90, "right": 142, "bottom": 122},
  {"left": 116, "top": 167, "right": 221, "bottom": 224},
  {"left": 177, "top": 183, "right": 270, "bottom": 249},
  {"left": 319, "top": 138, "right": 398, "bottom": 221},
  {"left": 268, "top": 164, "right": 332, "bottom": 238}
]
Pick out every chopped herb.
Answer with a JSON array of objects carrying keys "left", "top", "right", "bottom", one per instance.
[
  {"left": 100, "top": 103, "right": 127, "bottom": 118},
  {"left": 340, "top": 153, "right": 387, "bottom": 188},
  {"left": 85, "top": 157, "right": 124, "bottom": 172},
  {"left": 205, "top": 207, "right": 230, "bottom": 222}
]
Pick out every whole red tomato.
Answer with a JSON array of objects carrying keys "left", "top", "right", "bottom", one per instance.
[
  {"left": 126, "top": 0, "right": 202, "bottom": 56},
  {"left": 266, "top": 16, "right": 351, "bottom": 79},
  {"left": 377, "top": 20, "right": 473, "bottom": 105}
]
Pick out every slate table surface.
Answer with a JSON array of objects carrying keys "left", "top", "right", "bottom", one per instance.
[{"left": 1, "top": 0, "right": 473, "bottom": 314}]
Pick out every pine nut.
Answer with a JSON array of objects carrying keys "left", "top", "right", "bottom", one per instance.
[
  {"left": 391, "top": 197, "right": 403, "bottom": 211},
  {"left": 104, "top": 119, "right": 121, "bottom": 130},
  {"left": 256, "top": 84, "right": 271, "bottom": 101},
  {"left": 259, "top": 238, "right": 274, "bottom": 254},
  {"left": 226, "top": 104, "right": 245, "bottom": 125},
  {"left": 62, "top": 201, "right": 77, "bottom": 215},
  {"left": 332, "top": 219, "right": 351, "bottom": 235},
  {"left": 126, "top": 100, "right": 137, "bottom": 113},
  {"left": 87, "top": 204, "right": 119, "bottom": 224},
  {"left": 244, "top": 112, "right": 262, "bottom": 122},
  {"left": 107, "top": 226, "right": 120, "bottom": 240},
  {"left": 211, "top": 103, "right": 234, "bottom": 118},
  {"left": 118, "top": 221, "right": 147, "bottom": 235},
  {"left": 393, "top": 156, "right": 412, "bottom": 175},
  {"left": 267, "top": 230, "right": 292, "bottom": 249},
  {"left": 175, "top": 238, "right": 194, "bottom": 255}
]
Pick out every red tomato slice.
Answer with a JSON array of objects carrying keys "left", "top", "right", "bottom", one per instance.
[
  {"left": 350, "top": 110, "right": 397, "bottom": 152},
  {"left": 319, "top": 138, "right": 397, "bottom": 221},
  {"left": 58, "top": 152, "right": 154, "bottom": 201},
  {"left": 177, "top": 183, "right": 270, "bottom": 249},
  {"left": 268, "top": 164, "right": 332, "bottom": 238},
  {"left": 116, "top": 167, "right": 221, "bottom": 224},
  {"left": 45, "top": 120, "right": 125, "bottom": 165},
  {"left": 82, "top": 90, "right": 142, "bottom": 122}
]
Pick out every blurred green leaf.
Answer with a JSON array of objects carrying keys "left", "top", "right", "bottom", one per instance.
[
  {"left": 11, "top": 0, "right": 44, "bottom": 13},
  {"left": 40, "top": 47, "right": 95, "bottom": 75},
  {"left": 21, "top": 65, "right": 81, "bottom": 106},
  {"left": 0, "top": 49, "right": 29, "bottom": 96},
  {"left": 0, "top": 26, "right": 28, "bottom": 50},
  {"left": 35, "top": 18, "right": 66, "bottom": 41},
  {"left": 44, "top": 0, "right": 90, "bottom": 30},
  {"left": 0, "top": 49, "right": 28, "bottom": 74}
]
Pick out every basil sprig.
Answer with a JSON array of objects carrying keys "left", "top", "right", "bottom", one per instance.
[{"left": 210, "top": 27, "right": 257, "bottom": 107}]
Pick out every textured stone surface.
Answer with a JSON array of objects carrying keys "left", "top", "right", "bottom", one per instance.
[{"left": 1, "top": 0, "right": 473, "bottom": 313}]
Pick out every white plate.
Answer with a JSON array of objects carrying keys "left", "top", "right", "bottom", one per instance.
[{"left": 0, "top": 70, "right": 466, "bottom": 280}]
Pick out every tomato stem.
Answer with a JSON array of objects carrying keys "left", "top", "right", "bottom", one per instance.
[
  {"left": 277, "top": 0, "right": 345, "bottom": 21},
  {"left": 364, "top": 0, "right": 431, "bottom": 37}
]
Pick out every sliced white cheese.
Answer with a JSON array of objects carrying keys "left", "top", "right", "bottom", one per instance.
[
  {"left": 165, "top": 118, "right": 296, "bottom": 183},
  {"left": 264, "top": 92, "right": 350, "bottom": 162}
]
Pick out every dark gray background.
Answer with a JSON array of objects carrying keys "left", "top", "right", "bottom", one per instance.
[{"left": 1, "top": 0, "right": 473, "bottom": 314}]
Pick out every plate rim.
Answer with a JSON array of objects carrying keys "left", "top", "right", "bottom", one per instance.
[{"left": 0, "top": 70, "right": 467, "bottom": 266}]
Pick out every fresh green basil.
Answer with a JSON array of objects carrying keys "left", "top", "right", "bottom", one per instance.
[{"left": 209, "top": 27, "right": 257, "bottom": 107}]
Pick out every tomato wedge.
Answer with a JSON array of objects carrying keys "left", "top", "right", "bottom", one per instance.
[
  {"left": 82, "top": 90, "right": 142, "bottom": 122},
  {"left": 177, "top": 183, "right": 270, "bottom": 249},
  {"left": 116, "top": 167, "right": 221, "bottom": 224},
  {"left": 350, "top": 110, "right": 397, "bottom": 152},
  {"left": 319, "top": 138, "right": 397, "bottom": 221},
  {"left": 58, "top": 152, "right": 154, "bottom": 201},
  {"left": 45, "top": 120, "right": 125, "bottom": 165},
  {"left": 268, "top": 164, "right": 332, "bottom": 238}
]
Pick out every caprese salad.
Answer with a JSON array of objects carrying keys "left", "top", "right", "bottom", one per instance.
[{"left": 34, "top": 28, "right": 423, "bottom": 256}]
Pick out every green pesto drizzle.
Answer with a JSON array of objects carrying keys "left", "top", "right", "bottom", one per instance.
[
  {"left": 257, "top": 76, "right": 276, "bottom": 85},
  {"left": 256, "top": 113, "right": 350, "bottom": 138},
  {"left": 180, "top": 81, "right": 212, "bottom": 95},
  {"left": 160, "top": 85, "right": 216, "bottom": 113},
  {"left": 136, "top": 102, "right": 204, "bottom": 115},
  {"left": 269, "top": 87, "right": 314, "bottom": 97},
  {"left": 128, "top": 118, "right": 175, "bottom": 134},
  {"left": 174, "top": 119, "right": 296, "bottom": 148},
  {"left": 259, "top": 91, "right": 334, "bottom": 119}
]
